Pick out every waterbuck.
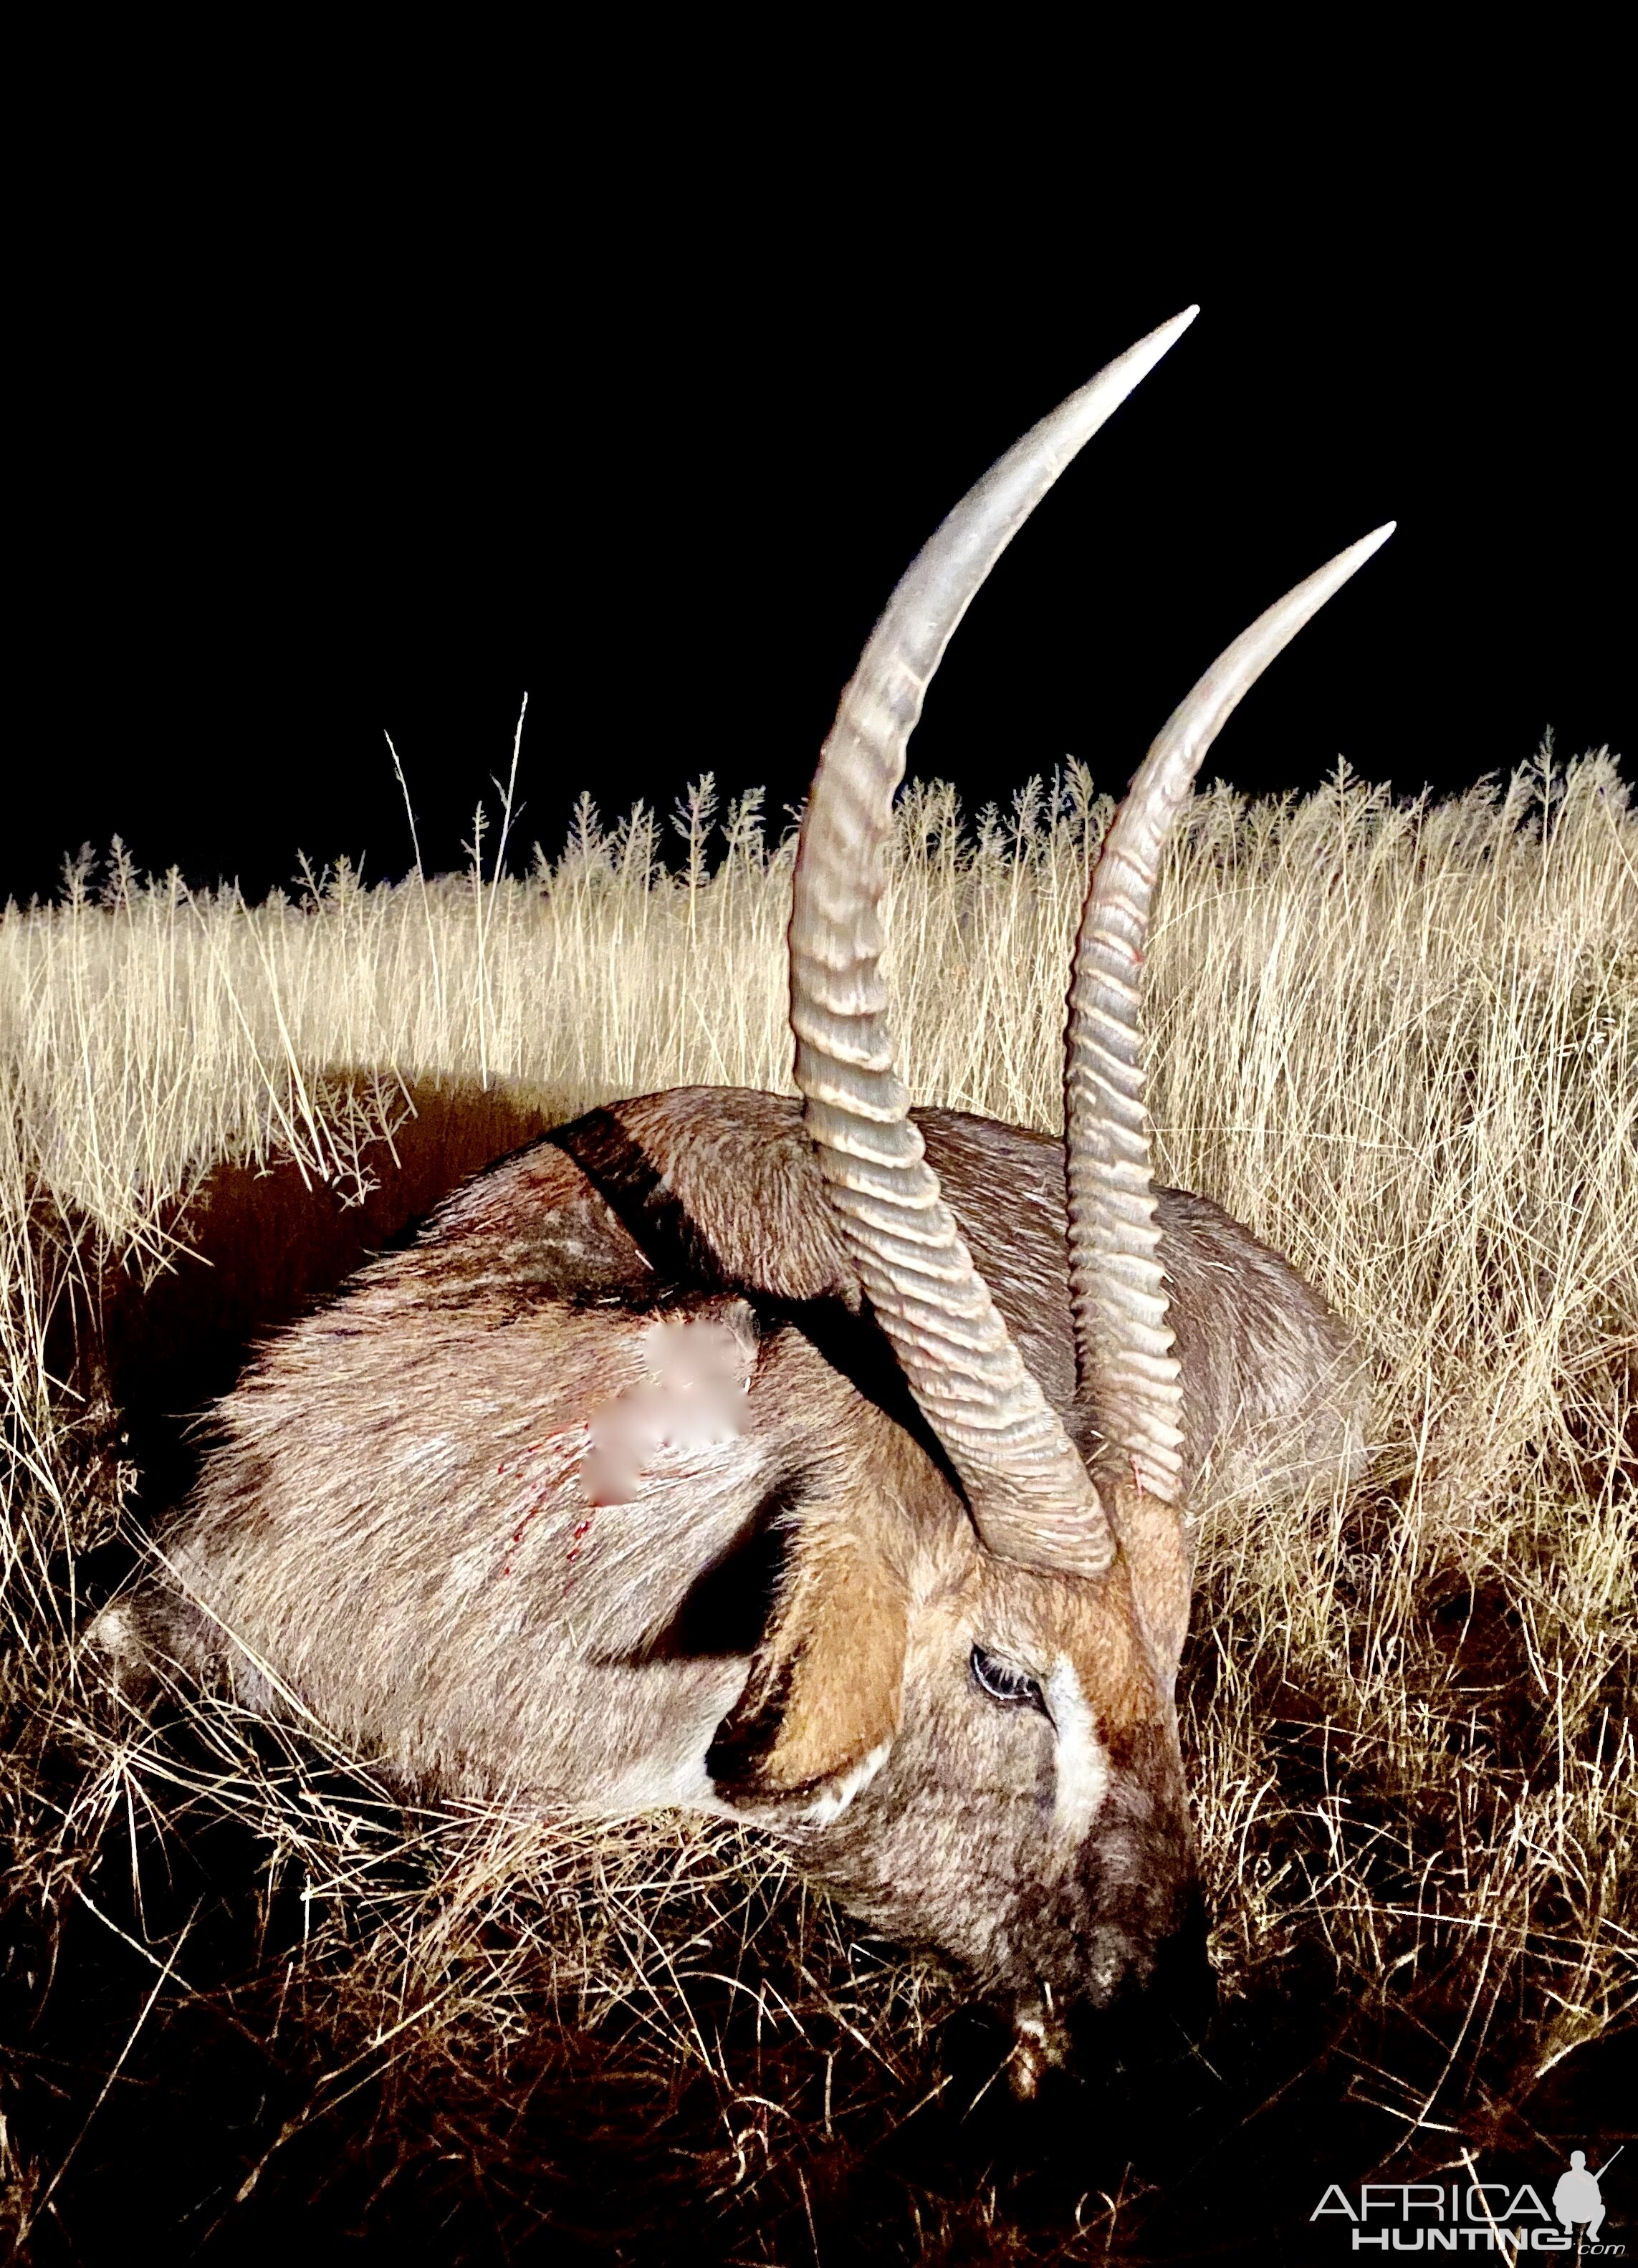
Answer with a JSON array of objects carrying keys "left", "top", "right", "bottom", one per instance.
[{"left": 100, "top": 308, "right": 1386, "bottom": 2090}]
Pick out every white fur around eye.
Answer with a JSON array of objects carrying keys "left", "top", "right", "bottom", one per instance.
[{"left": 1044, "top": 1660, "right": 1111, "bottom": 1838}]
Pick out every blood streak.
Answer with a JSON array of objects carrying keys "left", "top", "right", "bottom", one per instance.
[{"left": 493, "top": 1431, "right": 581, "bottom": 1578}]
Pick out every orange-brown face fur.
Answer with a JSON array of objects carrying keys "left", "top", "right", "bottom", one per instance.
[{"left": 709, "top": 1439, "right": 1203, "bottom": 2065}]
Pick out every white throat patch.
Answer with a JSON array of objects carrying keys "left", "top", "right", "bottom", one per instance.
[
  {"left": 1045, "top": 1659, "right": 1111, "bottom": 1839},
  {"left": 797, "top": 1740, "right": 891, "bottom": 1827}
]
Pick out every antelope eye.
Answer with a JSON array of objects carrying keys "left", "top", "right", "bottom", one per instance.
[{"left": 970, "top": 1645, "right": 1048, "bottom": 1715}]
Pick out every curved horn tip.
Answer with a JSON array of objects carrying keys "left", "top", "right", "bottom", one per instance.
[
  {"left": 1343, "top": 519, "right": 1397, "bottom": 564},
  {"left": 1269, "top": 519, "right": 1398, "bottom": 640},
  {"left": 1266, "top": 521, "right": 1398, "bottom": 629},
  {"left": 1119, "top": 304, "right": 1201, "bottom": 375}
]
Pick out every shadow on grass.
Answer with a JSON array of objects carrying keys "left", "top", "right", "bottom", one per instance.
[{"left": 57, "top": 1077, "right": 560, "bottom": 1519}]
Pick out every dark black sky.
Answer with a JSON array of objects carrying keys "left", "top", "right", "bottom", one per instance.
[{"left": 11, "top": 104, "right": 1629, "bottom": 909}]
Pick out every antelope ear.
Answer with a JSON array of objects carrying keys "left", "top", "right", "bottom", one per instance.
[
  {"left": 708, "top": 1518, "right": 907, "bottom": 1825},
  {"left": 1099, "top": 1476, "right": 1195, "bottom": 1681}
]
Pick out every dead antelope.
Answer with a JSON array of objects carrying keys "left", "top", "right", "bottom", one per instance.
[{"left": 100, "top": 309, "right": 1386, "bottom": 2091}]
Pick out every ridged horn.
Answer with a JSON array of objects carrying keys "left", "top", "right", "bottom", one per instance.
[
  {"left": 1065, "top": 524, "right": 1396, "bottom": 1501},
  {"left": 790, "top": 309, "right": 1199, "bottom": 1580}
]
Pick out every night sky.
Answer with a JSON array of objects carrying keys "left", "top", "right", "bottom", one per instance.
[{"left": 11, "top": 136, "right": 1629, "bottom": 911}]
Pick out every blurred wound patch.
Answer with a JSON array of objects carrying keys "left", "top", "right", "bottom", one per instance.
[{"left": 583, "top": 1307, "right": 757, "bottom": 1506}]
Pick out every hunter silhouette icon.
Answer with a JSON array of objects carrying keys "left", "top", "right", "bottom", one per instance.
[{"left": 1554, "top": 2148, "right": 1620, "bottom": 2241}]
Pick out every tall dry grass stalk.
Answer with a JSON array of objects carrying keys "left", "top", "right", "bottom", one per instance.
[{"left": 2, "top": 751, "right": 1634, "bottom": 2257}]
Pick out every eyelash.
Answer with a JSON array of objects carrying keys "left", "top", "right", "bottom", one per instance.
[{"left": 970, "top": 1645, "right": 1049, "bottom": 1717}]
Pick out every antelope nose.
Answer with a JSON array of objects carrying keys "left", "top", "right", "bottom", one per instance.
[
  {"left": 1065, "top": 1888, "right": 1216, "bottom": 2071},
  {"left": 1007, "top": 2002, "right": 1071, "bottom": 2100}
]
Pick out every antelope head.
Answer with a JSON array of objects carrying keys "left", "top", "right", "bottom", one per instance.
[{"left": 712, "top": 311, "right": 1391, "bottom": 2087}]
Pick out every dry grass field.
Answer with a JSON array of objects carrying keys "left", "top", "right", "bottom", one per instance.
[{"left": 2, "top": 753, "right": 1634, "bottom": 2261}]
